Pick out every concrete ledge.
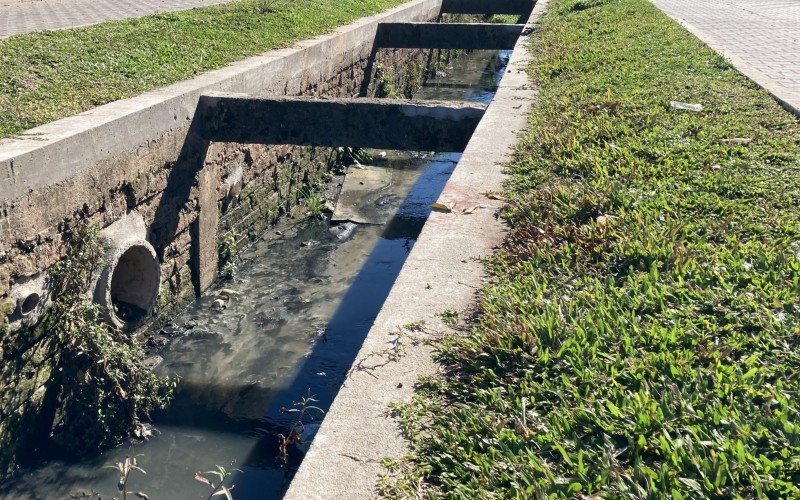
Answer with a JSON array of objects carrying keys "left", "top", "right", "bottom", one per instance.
[
  {"left": 441, "top": 0, "right": 535, "bottom": 15},
  {"left": 198, "top": 93, "right": 485, "bottom": 151},
  {"left": 285, "top": 0, "right": 549, "bottom": 498},
  {"left": 375, "top": 22, "right": 524, "bottom": 50},
  {"left": 0, "top": 0, "right": 444, "bottom": 203}
]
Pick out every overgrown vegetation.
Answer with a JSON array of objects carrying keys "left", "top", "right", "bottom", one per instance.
[
  {"left": 385, "top": 0, "right": 800, "bottom": 496},
  {"left": 43, "top": 224, "right": 174, "bottom": 453},
  {"left": 375, "top": 66, "right": 399, "bottom": 98},
  {"left": 0, "top": 0, "right": 407, "bottom": 139},
  {"left": 303, "top": 190, "right": 326, "bottom": 219},
  {"left": 219, "top": 228, "right": 239, "bottom": 281}
]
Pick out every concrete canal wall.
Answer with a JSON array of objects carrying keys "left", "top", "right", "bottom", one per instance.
[{"left": 0, "top": 0, "right": 450, "bottom": 476}]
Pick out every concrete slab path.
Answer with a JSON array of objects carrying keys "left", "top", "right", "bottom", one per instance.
[
  {"left": 0, "top": 0, "right": 232, "bottom": 39},
  {"left": 649, "top": 0, "right": 800, "bottom": 115}
]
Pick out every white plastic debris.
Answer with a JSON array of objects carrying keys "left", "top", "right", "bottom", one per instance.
[{"left": 670, "top": 101, "right": 703, "bottom": 112}]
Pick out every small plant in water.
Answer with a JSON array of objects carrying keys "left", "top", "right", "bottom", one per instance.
[
  {"left": 303, "top": 190, "right": 326, "bottom": 219},
  {"left": 106, "top": 455, "right": 149, "bottom": 500},
  {"left": 195, "top": 462, "right": 240, "bottom": 500},
  {"left": 277, "top": 392, "right": 325, "bottom": 472},
  {"left": 334, "top": 147, "right": 373, "bottom": 167}
]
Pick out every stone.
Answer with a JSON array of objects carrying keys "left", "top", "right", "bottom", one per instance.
[
  {"left": 332, "top": 166, "right": 393, "bottom": 224},
  {"left": 328, "top": 222, "right": 358, "bottom": 241}
]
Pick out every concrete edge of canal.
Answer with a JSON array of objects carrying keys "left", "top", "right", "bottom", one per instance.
[{"left": 285, "top": 0, "right": 550, "bottom": 497}]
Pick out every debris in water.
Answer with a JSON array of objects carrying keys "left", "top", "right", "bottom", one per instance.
[
  {"left": 219, "top": 288, "right": 238, "bottom": 298},
  {"left": 669, "top": 101, "right": 703, "bottom": 112},
  {"left": 143, "top": 355, "right": 163, "bottom": 370},
  {"left": 328, "top": 222, "right": 358, "bottom": 241},
  {"left": 211, "top": 298, "right": 226, "bottom": 310},
  {"left": 113, "top": 300, "right": 147, "bottom": 323}
]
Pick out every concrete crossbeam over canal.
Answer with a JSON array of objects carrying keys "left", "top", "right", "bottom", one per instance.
[
  {"left": 197, "top": 94, "right": 486, "bottom": 151},
  {"left": 375, "top": 22, "right": 525, "bottom": 50},
  {"left": 440, "top": 0, "right": 535, "bottom": 15}
]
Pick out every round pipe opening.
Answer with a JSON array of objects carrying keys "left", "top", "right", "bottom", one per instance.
[
  {"left": 19, "top": 292, "right": 40, "bottom": 316},
  {"left": 109, "top": 244, "right": 160, "bottom": 327}
]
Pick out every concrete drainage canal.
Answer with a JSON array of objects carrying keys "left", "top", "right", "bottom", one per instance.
[{"left": 0, "top": 34, "right": 518, "bottom": 500}]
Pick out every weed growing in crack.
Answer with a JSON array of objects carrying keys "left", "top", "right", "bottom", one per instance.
[
  {"left": 375, "top": 66, "right": 398, "bottom": 98},
  {"left": 219, "top": 229, "right": 239, "bottom": 281},
  {"left": 347, "top": 325, "right": 430, "bottom": 379},
  {"left": 436, "top": 308, "right": 459, "bottom": 326}
]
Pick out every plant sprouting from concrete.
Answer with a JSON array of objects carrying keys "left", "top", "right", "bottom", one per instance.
[
  {"left": 375, "top": 66, "right": 398, "bottom": 98},
  {"left": 436, "top": 308, "right": 459, "bottom": 326},
  {"left": 219, "top": 229, "right": 239, "bottom": 281}
]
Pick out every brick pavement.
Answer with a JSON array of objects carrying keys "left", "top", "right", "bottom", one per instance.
[
  {"left": 649, "top": 0, "right": 800, "bottom": 116},
  {"left": 0, "top": 0, "right": 233, "bottom": 38}
]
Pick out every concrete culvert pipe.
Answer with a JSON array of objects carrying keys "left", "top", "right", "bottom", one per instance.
[
  {"left": 9, "top": 274, "right": 47, "bottom": 325},
  {"left": 95, "top": 237, "right": 161, "bottom": 331},
  {"left": 19, "top": 292, "right": 40, "bottom": 316}
]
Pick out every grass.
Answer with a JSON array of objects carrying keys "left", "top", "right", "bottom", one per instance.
[
  {"left": 383, "top": 0, "right": 800, "bottom": 497},
  {"left": 0, "top": 0, "right": 406, "bottom": 139},
  {"left": 303, "top": 189, "right": 326, "bottom": 219}
]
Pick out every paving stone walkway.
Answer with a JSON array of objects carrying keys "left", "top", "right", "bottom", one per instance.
[
  {"left": 650, "top": 0, "right": 800, "bottom": 115},
  {"left": 0, "top": 0, "right": 232, "bottom": 38}
]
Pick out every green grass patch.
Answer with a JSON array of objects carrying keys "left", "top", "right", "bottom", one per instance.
[
  {"left": 0, "top": 0, "right": 406, "bottom": 139},
  {"left": 384, "top": 0, "right": 800, "bottom": 497}
]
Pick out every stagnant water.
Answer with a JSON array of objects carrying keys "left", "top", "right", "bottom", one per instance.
[{"left": 0, "top": 49, "right": 509, "bottom": 499}]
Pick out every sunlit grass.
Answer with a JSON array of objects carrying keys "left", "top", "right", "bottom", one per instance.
[
  {"left": 0, "top": 0, "right": 406, "bottom": 139},
  {"left": 385, "top": 0, "right": 800, "bottom": 496}
]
